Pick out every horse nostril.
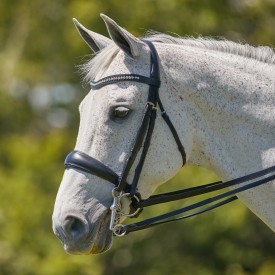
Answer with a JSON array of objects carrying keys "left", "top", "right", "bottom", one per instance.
[{"left": 64, "top": 216, "right": 88, "bottom": 240}]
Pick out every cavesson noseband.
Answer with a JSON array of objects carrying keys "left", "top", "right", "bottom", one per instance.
[{"left": 65, "top": 40, "right": 275, "bottom": 236}]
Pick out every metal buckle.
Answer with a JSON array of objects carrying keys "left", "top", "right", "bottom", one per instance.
[
  {"left": 109, "top": 189, "right": 123, "bottom": 235},
  {"left": 109, "top": 190, "right": 142, "bottom": 236},
  {"left": 119, "top": 193, "right": 142, "bottom": 217},
  {"left": 146, "top": 101, "right": 158, "bottom": 111},
  {"left": 112, "top": 224, "right": 127, "bottom": 237}
]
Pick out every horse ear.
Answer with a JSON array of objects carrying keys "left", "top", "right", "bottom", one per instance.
[
  {"left": 100, "top": 14, "right": 144, "bottom": 58},
  {"left": 73, "top": 18, "right": 111, "bottom": 53}
]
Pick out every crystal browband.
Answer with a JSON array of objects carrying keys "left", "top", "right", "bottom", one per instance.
[{"left": 90, "top": 74, "right": 161, "bottom": 89}]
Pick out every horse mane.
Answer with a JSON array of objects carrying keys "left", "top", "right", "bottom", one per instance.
[
  {"left": 148, "top": 33, "right": 275, "bottom": 65},
  {"left": 81, "top": 33, "right": 275, "bottom": 83}
]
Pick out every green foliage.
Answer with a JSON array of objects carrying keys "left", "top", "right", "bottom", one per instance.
[{"left": 0, "top": 1, "right": 274, "bottom": 274}]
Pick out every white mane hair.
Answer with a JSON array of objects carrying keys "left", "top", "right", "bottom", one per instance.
[{"left": 81, "top": 33, "right": 275, "bottom": 83}]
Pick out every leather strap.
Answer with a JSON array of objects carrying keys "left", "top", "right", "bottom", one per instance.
[
  {"left": 129, "top": 107, "right": 157, "bottom": 197},
  {"left": 115, "top": 40, "right": 161, "bottom": 195},
  {"left": 122, "top": 167, "right": 275, "bottom": 233},
  {"left": 90, "top": 74, "right": 160, "bottom": 89},
  {"left": 136, "top": 164, "right": 275, "bottom": 207},
  {"left": 65, "top": 151, "right": 119, "bottom": 184}
]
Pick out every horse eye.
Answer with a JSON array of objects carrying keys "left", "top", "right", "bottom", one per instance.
[{"left": 113, "top": 106, "right": 130, "bottom": 118}]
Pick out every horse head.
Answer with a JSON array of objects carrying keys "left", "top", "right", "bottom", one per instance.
[{"left": 52, "top": 14, "right": 186, "bottom": 254}]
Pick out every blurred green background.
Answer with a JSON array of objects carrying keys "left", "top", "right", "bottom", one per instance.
[{"left": 0, "top": 0, "right": 274, "bottom": 274}]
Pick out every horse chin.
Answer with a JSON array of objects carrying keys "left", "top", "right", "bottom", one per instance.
[
  {"left": 89, "top": 216, "right": 114, "bottom": 255},
  {"left": 64, "top": 213, "right": 113, "bottom": 255}
]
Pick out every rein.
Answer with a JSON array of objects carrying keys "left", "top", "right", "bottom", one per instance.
[{"left": 64, "top": 40, "right": 275, "bottom": 236}]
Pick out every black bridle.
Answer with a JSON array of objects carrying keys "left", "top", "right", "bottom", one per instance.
[{"left": 65, "top": 40, "right": 275, "bottom": 236}]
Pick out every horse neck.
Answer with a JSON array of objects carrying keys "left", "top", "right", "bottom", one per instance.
[
  {"left": 157, "top": 43, "right": 275, "bottom": 180},
  {"left": 157, "top": 43, "right": 275, "bottom": 232}
]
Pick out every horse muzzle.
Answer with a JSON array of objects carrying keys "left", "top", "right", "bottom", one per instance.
[{"left": 52, "top": 211, "right": 113, "bottom": 255}]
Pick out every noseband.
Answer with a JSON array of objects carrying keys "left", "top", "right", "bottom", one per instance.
[{"left": 65, "top": 40, "right": 275, "bottom": 236}]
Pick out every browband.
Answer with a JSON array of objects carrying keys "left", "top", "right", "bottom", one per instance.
[{"left": 90, "top": 74, "right": 161, "bottom": 89}]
